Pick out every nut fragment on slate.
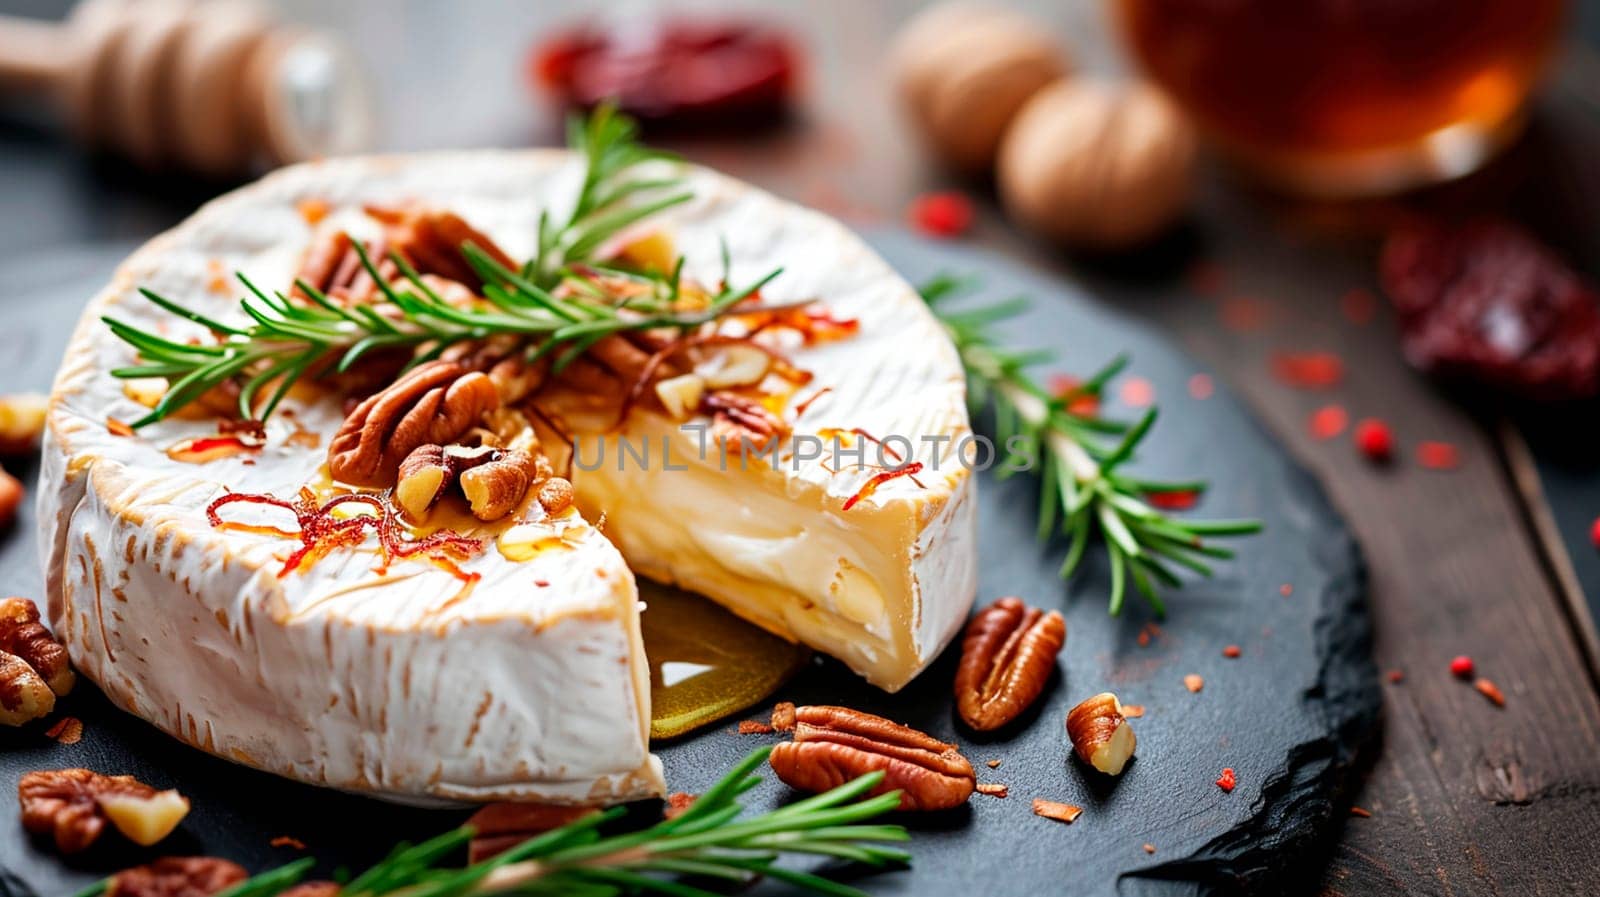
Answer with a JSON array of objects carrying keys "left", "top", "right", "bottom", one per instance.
[
  {"left": 1067, "top": 692, "right": 1137, "bottom": 776},
  {"left": 465, "top": 801, "right": 602, "bottom": 863},
  {"left": 0, "top": 596, "right": 76, "bottom": 696},
  {"left": 954, "top": 597, "right": 1065, "bottom": 730},
  {"left": 1032, "top": 798, "right": 1082, "bottom": 824},
  {"left": 0, "top": 651, "right": 54, "bottom": 725},
  {"left": 19, "top": 769, "right": 188, "bottom": 853},
  {"left": 769, "top": 705, "right": 975, "bottom": 811},
  {"left": 107, "top": 857, "right": 247, "bottom": 897}
]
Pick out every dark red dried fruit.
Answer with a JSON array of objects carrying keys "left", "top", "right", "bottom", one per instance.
[
  {"left": 1353, "top": 418, "right": 1394, "bottom": 462},
  {"left": 1380, "top": 220, "right": 1600, "bottom": 400},
  {"left": 908, "top": 192, "right": 974, "bottom": 238}
]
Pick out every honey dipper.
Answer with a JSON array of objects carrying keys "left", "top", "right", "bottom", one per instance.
[{"left": 0, "top": 0, "right": 373, "bottom": 176}]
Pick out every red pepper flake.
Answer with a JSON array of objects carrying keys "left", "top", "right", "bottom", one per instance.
[
  {"left": 1416, "top": 440, "right": 1460, "bottom": 470},
  {"left": 1340, "top": 288, "right": 1377, "bottom": 325},
  {"left": 1349, "top": 806, "right": 1372, "bottom": 818},
  {"left": 908, "top": 191, "right": 974, "bottom": 238},
  {"left": 1145, "top": 489, "right": 1199, "bottom": 511},
  {"left": 1049, "top": 375, "right": 1101, "bottom": 416},
  {"left": 1121, "top": 704, "right": 1145, "bottom": 718},
  {"left": 1386, "top": 669, "right": 1405, "bottom": 683},
  {"left": 1119, "top": 376, "right": 1155, "bottom": 408},
  {"left": 44, "top": 716, "right": 83, "bottom": 745},
  {"left": 1222, "top": 645, "right": 1242, "bottom": 659},
  {"left": 842, "top": 462, "right": 924, "bottom": 511},
  {"left": 1354, "top": 418, "right": 1395, "bottom": 463},
  {"left": 1449, "top": 655, "right": 1475, "bottom": 678},
  {"left": 1142, "top": 843, "right": 1157, "bottom": 854},
  {"left": 664, "top": 792, "right": 697, "bottom": 820},
  {"left": 1307, "top": 404, "right": 1349, "bottom": 441},
  {"left": 1215, "top": 768, "right": 1236, "bottom": 792},
  {"left": 737, "top": 720, "right": 773, "bottom": 734},
  {"left": 270, "top": 836, "right": 307, "bottom": 850},
  {"left": 534, "top": 579, "right": 550, "bottom": 588},
  {"left": 1270, "top": 351, "right": 1344, "bottom": 389},
  {"left": 1474, "top": 677, "right": 1506, "bottom": 707},
  {"left": 1220, "top": 296, "right": 1269, "bottom": 332},
  {"left": 976, "top": 782, "right": 1009, "bottom": 798},
  {"left": 1279, "top": 583, "right": 1293, "bottom": 597},
  {"left": 1184, "top": 673, "right": 1204, "bottom": 693},
  {"left": 1187, "top": 373, "right": 1214, "bottom": 400}
]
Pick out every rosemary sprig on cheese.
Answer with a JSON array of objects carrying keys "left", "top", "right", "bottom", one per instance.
[
  {"left": 80, "top": 749, "right": 909, "bottom": 897},
  {"left": 922, "top": 275, "right": 1261, "bottom": 615},
  {"left": 103, "top": 105, "right": 774, "bottom": 428}
]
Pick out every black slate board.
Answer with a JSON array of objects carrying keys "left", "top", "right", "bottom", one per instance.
[{"left": 0, "top": 231, "right": 1378, "bottom": 897}]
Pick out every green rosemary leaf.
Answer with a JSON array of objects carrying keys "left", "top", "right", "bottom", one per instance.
[
  {"left": 214, "top": 858, "right": 314, "bottom": 897},
  {"left": 138, "top": 288, "right": 249, "bottom": 336}
]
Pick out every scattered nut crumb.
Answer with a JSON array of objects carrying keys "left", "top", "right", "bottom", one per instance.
[
  {"left": 771, "top": 702, "right": 796, "bottom": 732},
  {"left": 1142, "top": 843, "right": 1156, "bottom": 854},
  {"left": 1121, "top": 704, "right": 1145, "bottom": 718},
  {"left": 1473, "top": 677, "right": 1506, "bottom": 707},
  {"left": 976, "top": 783, "right": 1008, "bottom": 798},
  {"left": 1184, "top": 674, "right": 1204, "bottom": 693},
  {"left": 737, "top": 720, "right": 773, "bottom": 734},
  {"left": 986, "top": 759, "right": 1001, "bottom": 769},
  {"left": 1032, "top": 799, "right": 1082, "bottom": 824},
  {"left": 44, "top": 717, "right": 83, "bottom": 744},
  {"left": 1349, "top": 806, "right": 1371, "bottom": 818},
  {"left": 1386, "top": 669, "right": 1404, "bottom": 683},
  {"left": 1215, "top": 768, "right": 1236, "bottom": 792},
  {"left": 1136, "top": 622, "right": 1162, "bottom": 647},
  {"left": 664, "top": 792, "right": 697, "bottom": 820},
  {"left": 1222, "top": 645, "right": 1241, "bottom": 659},
  {"left": 270, "top": 836, "right": 307, "bottom": 849}
]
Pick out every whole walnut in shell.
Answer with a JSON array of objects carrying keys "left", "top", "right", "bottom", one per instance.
[
  {"left": 890, "top": 3, "right": 1069, "bottom": 173},
  {"left": 998, "top": 79, "right": 1196, "bottom": 250}
]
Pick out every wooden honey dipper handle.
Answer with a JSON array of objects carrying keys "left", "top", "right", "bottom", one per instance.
[{"left": 0, "top": 0, "right": 371, "bottom": 176}]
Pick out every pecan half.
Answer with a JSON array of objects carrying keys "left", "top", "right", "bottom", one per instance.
[
  {"left": 768, "top": 705, "right": 975, "bottom": 811},
  {"left": 703, "top": 391, "right": 788, "bottom": 454},
  {"left": 465, "top": 802, "right": 602, "bottom": 864},
  {"left": 366, "top": 207, "right": 518, "bottom": 290},
  {"left": 108, "top": 858, "right": 247, "bottom": 897},
  {"left": 328, "top": 361, "right": 501, "bottom": 487},
  {"left": 19, "top": 769, "right": 187, "bottom": 854},
  {"left": 954, "top": 597, "right": 1065, "bottom": 731}
]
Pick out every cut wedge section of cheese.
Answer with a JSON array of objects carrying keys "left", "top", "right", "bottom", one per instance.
[{"left": 40, "top": 150, "right": 975, "bottom": 803}]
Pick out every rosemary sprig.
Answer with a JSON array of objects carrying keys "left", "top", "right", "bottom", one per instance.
[
  {"left": 81, "top": 749, "right": 908, "bottom": 897},
  {"left": 104, "top": 105, "right": 757, "bottom": 428},
  {"left": 922, "top": 275, "right": 1262, "bottom": 615}
]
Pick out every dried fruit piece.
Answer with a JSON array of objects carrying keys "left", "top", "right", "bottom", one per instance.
[
  {"left": 954, "top": 597, "right": 1066, "bottom": 731},
  {"left": 1449, "top": 655, "right": 1475, "bottom": 678},
  {"left": 1066, "top": 692, "right": 1137, "bottom": 776},
  {"left": 19, "top": 769, "right": 184, "bottom": 853},
  {"left": 1380, "top": 219, "right": 1600, "bottom": 400},
  {"left": 1215, "top": 767, "right": 1237, "bottom": 792},
  {"left": 1417, "top": 441, "right": 1460, "bottom": 470},
  {"left": 769, "top": 705, "right": 975, "bottom": 811},
  {"left": 107, "top": 857, "right": 247, "bottom": 897},
  {"left": 1222, "top": 645, "right": 1242, "bottom": 659},
  {"left": 1308, "top": 404, "right": 1348, "bottom": 441}
]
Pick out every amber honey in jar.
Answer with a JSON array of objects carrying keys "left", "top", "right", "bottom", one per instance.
[{"left": 1116, "top": 0, "right": 1565, "bottom": 196}]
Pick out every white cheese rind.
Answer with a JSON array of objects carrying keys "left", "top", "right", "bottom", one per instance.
[{"left": 40, "top": 149, "right": 974, "bottom": 802}]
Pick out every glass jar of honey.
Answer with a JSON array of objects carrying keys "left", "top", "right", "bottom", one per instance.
[{"left": 1116, "top": 0, "right": 1566, "bottom": 196}]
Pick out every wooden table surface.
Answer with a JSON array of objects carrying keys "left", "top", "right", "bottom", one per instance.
[{"left": 4, "top": 1, "right": 1600, "bottom": 894}]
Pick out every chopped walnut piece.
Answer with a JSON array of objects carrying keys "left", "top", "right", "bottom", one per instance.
[
  {"left": 986, "top": 759, "right": 1001, "bottom": 769},
  {"left": 1, "top": 597, "right": 76, "bottom": 697},
  {"left": 1183, "top": 674, "right": 1204, "bottom": 693},
  {"left": 19, "top": 769, "right": 186, "bottom": 853},
  {"left": 664, "top": 792, "right": 697, "bottom": 820},
  {"left": 738, "top": 720, "right": 774, "bottom": 734},
  {"left": 976, "top": 782, "right": 1009, "bottom": 798},
  {"left": 107, "top": 858, "right": 247, "bottom": 897},
  {"left": 1032, "top": 799, "right": 1082, "bottom": 824},
  {"left": 0, "top": 652, "right": 53, "bottom": 726},
  {"left": 45, "top": 716, "right": 83, "bottom": 744},
  {"left": 770, "top": 701, "right": 797, "bottom": 733}
]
